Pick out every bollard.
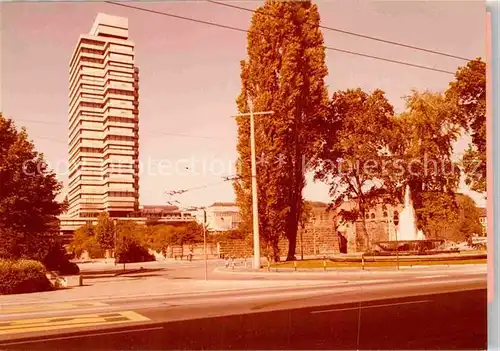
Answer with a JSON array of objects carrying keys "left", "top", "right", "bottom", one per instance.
[
  {"left": 294, "top": 260, "right": 297, "bottom": 272},
  {"left": 323, "top": 257, "right": 327, "bottom": 271},
  {"left": 361, "top": 254, "right": 365, "bottom": 271},
  {"left": 267, "top": 259, "right": 270, "bottom": 272}
]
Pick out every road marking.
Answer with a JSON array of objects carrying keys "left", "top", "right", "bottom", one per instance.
[
  {"left": 0, "top": 311, "right": 149, "bottom": 336},
  {"left": 419, "top": 275, "right": 448, "bottom": 279},
  {"left": 0, "top": 283, "right": 337, "bottom": 307},
  {"left": 0, "top": 326, "right": 164, "bottom": 346},
  {"left": 351, "top": 279, "right": 392, "bottom": 284},
  {"left": 311, "top": 299, "right": 430, "bottom": 314},
  {"left": 0, "top": 302, "right": 109, "bottom": 315}
]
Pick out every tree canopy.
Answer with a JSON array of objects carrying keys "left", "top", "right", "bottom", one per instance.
[
  {"left": 388, "top": 91, "right": 462, "bottom": 234},
  {"left": 69, "top": 223, "right": 104, "bottom": 259},
  {"left": 114, "top": 221, "right": 154, "bottom": 263},
  {"left": 445, "top": 58, "right": 486, "bottom": 193},
  {"left": 313, "top": 88, "right": 394, "bottom": 250},
  {"left": 95, "top": 212, "right": 115, "bottom": 250},
  {"left": 234, "top": 0, "right": 329, "bottom": 261},
  {"left": 0, "top": 113, "right": 64, "bottom": 261},
  {"left": 311, "top": 66, "right": 483, "bottom": 246}
]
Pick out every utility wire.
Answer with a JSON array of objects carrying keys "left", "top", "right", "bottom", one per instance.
[
  {"left": 105, "top": 1, "right": 246, "bottom": 33},
  {"left": 165, "top": 175, "right": 241, "bottom": 197},
  {"left": 206, "top": 0, "right": 472, "bottom": 62},
  {"left": 105, "top": 1, "right": 456, "bottom": 75}
]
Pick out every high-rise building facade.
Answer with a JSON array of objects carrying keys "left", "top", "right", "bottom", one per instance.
[{"left": 67, "top": 13, "right": 139, "bottom": 218}]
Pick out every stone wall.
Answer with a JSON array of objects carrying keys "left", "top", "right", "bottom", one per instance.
[
  {"left": 279, "top": 226, "right": 341, "bottom": 257},
  {"left": 354, "top": 220, "right": 390, "bottom": 252},
  {"left": 217, "top": 239, "right": 253, "bottom": 258},
  {"left": 158, "top": 243, "right": 219, "bottom": 259},
  {"left": 213, "top": 225, "right": 341, "bottom": 259},
  {"left": 343, "top": 202, "right": 403, "bottom": 252}
]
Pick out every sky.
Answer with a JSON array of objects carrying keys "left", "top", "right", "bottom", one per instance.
[{"left": 0, "top": 0, "right": 487, "bottom": 208}]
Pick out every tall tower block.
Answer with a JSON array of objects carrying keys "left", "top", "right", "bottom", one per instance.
[{"left": 68, "top": 13, "right": 139, "bottom": 218}]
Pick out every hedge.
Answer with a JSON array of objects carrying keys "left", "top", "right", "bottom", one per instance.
[{"left": 0, "top": 259, "right": 53, "bottom": 295}]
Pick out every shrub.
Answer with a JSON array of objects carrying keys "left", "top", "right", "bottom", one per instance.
[
  {"left": 115, "top": 221, "right": 155, "bottom": 264},
  {"left": 42, "top": 240, "right": 80, "bottom": 275},
  {"left": 57, "top": 261, "right": 80, "bottom": 275},
  {"left": 0, "top": 259, "right": 53, "bottom": 295},
  {"left": 116, "top": 242, "right": 156, "bottom": 264}
]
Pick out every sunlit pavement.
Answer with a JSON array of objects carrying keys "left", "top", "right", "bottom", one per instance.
[
  {"left": 0, "top": 260, "right": 486, "bottom": 307},
  {"left": 0, "top": 258, "right": 487, "bottom": 349},
  {"left": 0, "top": 273, "right": 486, "bottom": 349}
]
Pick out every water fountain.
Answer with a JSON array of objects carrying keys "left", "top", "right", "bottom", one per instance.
[
  {"left": 371, "top": 185, "right": 444, "bottom": 255},
  {"left": 332, "top": 186, "right": 486, "bottom": 263},
  {"left": 396, "top": 185, "right": 425, "bottom": 241}
]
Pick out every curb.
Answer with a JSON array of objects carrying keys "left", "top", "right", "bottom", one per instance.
[{"left": 213, "top": 264, "right": 487, "bottom": 275}]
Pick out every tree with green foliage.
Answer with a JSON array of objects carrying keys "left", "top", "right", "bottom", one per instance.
[
  {"left": 181, "top": 222, "right": 203, "bottom": 245},
  {"left": 148, "top": 222, "right": 204, "bottom": 257},
  {"left": 313, "top": 89, "right": 395, "bottom": 250},
  {"left": 69, "top": 223, "right": 104, "bottom": 259},
  {"left": 115, "top": 221, "right": 154, "bottom": 264},
  {"left": 445, "top": 58, "right": 486, "bottom": 193},
  {"left": 453, "top": 194, "right": 483, "bottom": 240},
  {"left": 0, "top": 113, "right": 65, "bottom": 260},
  {"left": 234, "top": 0, "right": 329, "bottom": 261},
  {"left": 389, "top": 91, "right": 462, "bottom": 232},
  {"left": 416, "top": 192, "right": 458, "bottom": 240},
  {"left": 150, "top": 225, "right": 176, "bottom": 257},
  {"left": 95, "top": 212, "right": 116, "bottom": 252},
  {"left": 417, "top": 193, "right": 482, "bottom": 242}
]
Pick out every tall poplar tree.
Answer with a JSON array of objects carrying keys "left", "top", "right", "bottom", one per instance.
[{"left": 234, "top": 0, "right": 329, "bottom": 261}]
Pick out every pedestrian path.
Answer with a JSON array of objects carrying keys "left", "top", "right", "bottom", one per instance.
[{"left": 214, "top": 262, "right": 486, "bottom": 275}]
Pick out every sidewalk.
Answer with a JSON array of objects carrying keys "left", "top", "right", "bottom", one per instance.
[
  {"left": 76, "top": 258, "right": 221, "bottom": 272},
  {"left": 0, "top": 277, "right": 334, "bottom": 306}
]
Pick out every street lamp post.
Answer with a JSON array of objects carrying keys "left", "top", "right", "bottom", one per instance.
[
  {"left": 202, "top": 208, "right": 207, "bottom": 281},
  {"left": 232, "top": 98, "right": 274, "bottom": 269},
  {"left": 113, "top": 219, "right": 117, "bottom": 266},
  {"left": 312, "top": 215, "right": 317, "bottom": 257}
]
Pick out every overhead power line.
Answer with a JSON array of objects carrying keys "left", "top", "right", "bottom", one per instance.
[
  {"left": 206, "top": 0, "right": 472, "bottom": 62},
  {"left": 105, "top": 1, "right": 456, "bottom": 75},
  {"left": 165, "top": 175, "right": 241, "bottom": 197},
  {"left": 105, "top": 1, "right": 246, "bottom": 33}
]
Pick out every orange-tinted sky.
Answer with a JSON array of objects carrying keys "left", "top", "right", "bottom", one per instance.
[{"left": 0, "top": 1, "right": 486, "bottom": 208}]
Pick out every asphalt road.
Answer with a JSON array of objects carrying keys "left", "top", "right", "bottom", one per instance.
[
  {"left": 0, "top": 275, "right": 487, "bottom": 350},
  {"left": 79, "top": 258, "right": 486, "bottom": 282}
]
